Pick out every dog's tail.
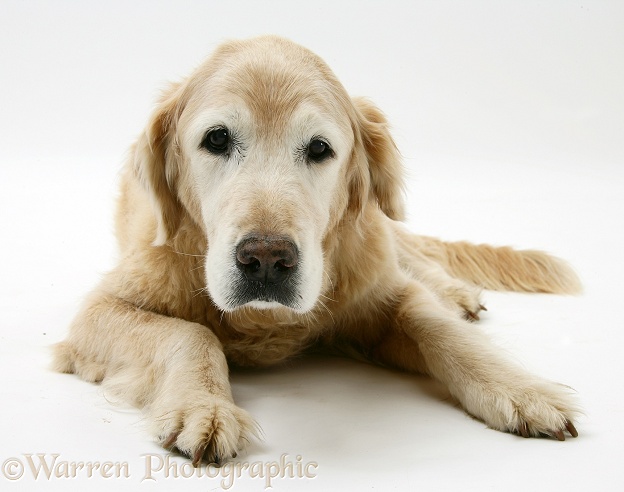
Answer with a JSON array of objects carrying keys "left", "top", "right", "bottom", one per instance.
[{"left": 413, "top": 235, "right": 582, "bottom": 294}]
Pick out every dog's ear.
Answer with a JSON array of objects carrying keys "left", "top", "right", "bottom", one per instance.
[
  {"left": 352, "top": 97, "right": 405, "bottom": 220},
  {"left": 133, "top": 83, "right": 185, "bottom": 246}
]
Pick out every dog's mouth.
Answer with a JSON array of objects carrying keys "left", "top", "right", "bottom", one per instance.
[{"left": 228, "top": 276, "right": 303, "bottom": 311}]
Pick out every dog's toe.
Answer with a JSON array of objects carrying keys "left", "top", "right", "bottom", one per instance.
[{"left": 152, "top": 397, "right": 260, "bottom": 467}]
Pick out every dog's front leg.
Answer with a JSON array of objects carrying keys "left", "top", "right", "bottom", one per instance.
[
  {"left": 379, "top": 282, "right": 580, "bottom": 439},
  {"left": 53, "top": 292, "right": 258, "bottom": 465}
]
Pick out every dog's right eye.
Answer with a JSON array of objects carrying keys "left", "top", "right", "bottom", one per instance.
[
  {"left": 306, "top": 138, "right": 334, "bottom": 163},
  {"left": 201, "top": 128, "right": 230, "bottom": 154}
]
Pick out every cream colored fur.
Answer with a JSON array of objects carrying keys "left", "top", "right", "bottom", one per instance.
[{"left": 53, "top": 36, "right": 581, "bottom": 465}]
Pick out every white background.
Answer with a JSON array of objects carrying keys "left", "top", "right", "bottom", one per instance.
[{"left": 1, "top": 1, "right": 623, "bottom": 490}]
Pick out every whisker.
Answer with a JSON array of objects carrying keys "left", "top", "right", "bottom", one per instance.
[
  {"left": 323, "top": 270, "right": 336, "bottom": 299},
  {"left": 323, "top": 270, "right": 335, "bottom": 289},
  {"left": 318, "top": 293, "right": 336, "bottom": 303},
  {"left": 191, "top": 287, "right": 209, "bottom": 299},
  {"left": 317, "top": 299, "right": 335, "bottom": 325},
  {"left": 172, "top": 250, "right": 205, "bottom": 258},
  {"left": 303, "top": 310, "right": 318, "bottom": 326}
]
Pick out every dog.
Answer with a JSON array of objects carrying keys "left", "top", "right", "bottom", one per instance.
[{"left": 54, "top": 36, "right": 581, "bottom": 466}]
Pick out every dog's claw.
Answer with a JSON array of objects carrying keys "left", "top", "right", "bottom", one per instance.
[
  {"left": 520, "top": 424, "right": 574, "bottom": 441},
  {"left": 162, "top": 432, "right": 179, "bottom": 450},
  {"left": 465, "top": 304, "right": 487, "bottom": 322},
  {"left": 192, "top": 443, "right": 209, "bottom": 468},
  {"left": 565, "top": 421, "right": 578, "bottom": 438}
]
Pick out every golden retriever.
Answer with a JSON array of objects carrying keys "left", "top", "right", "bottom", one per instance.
[{"left": 53, "top": 36, "right": 581, "bottom": 466}]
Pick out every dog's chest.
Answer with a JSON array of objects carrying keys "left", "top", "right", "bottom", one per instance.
[{"left": 213, "top": 320, "right": 318, "bottom": 368}]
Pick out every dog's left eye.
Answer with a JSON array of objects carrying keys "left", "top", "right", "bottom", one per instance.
[
  {"left": 307, "top": 139, "right": 333, "bottom": 163},
  {"left": 201, "top": 128, "right": 230, "bottom": 154}
]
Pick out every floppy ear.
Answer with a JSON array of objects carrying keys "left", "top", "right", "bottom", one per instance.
[
  {"left": 352, "top": 97, "right": 406, "bottom": 220},
  {"left": 133, "top": 83, "right": 185, "bottom": 246}
]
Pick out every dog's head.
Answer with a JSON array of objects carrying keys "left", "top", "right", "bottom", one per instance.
[{"left": 134, "top": 36, "right": 404, "bottom": 313}]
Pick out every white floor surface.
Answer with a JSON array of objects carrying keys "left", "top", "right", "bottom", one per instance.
[{"left": 1, "top": 1, "right": 623, "bottom": 491}]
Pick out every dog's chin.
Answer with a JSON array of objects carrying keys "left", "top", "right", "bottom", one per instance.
[
  {"left": 245, "top": 300, "right": 295, "bottom": 311},
  {"left": 219, "top": 298, "right": 313, "bottom": 315}
]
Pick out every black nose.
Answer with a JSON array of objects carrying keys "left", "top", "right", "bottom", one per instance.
[{"left": 235, "top": 236, "right": 298, "bottom": 285}]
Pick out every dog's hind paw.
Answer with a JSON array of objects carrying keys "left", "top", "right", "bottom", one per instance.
[{"left": 438, "top": 283, "right": 484, "bottom": 321}]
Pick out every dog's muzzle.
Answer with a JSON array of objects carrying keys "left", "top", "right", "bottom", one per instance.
[{"left": 230, "top": 235, "right": 302, "bottom": 309}]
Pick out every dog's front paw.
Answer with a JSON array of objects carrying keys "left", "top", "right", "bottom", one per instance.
[
  {"left": 150, "top": 397, "right": 260, "bottom": 466},
  {"left": 469, "top": 379, "right": 580, "bottom": 440}
]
